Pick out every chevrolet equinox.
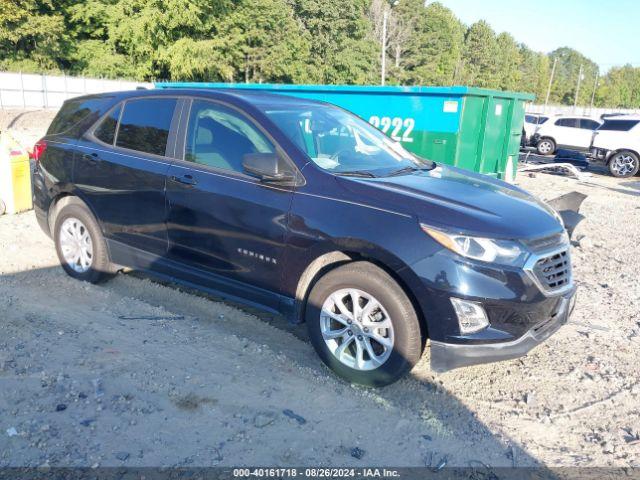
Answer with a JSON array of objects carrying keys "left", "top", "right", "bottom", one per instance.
[{"left": 32, "top": 89, "right": 576, "bottom": 386}]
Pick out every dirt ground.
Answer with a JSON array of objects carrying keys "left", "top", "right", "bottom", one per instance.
[{"left": 0, "top": 111, "right": 639, "bottom": 469}]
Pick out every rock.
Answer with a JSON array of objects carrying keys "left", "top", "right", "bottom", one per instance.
[
  {"left": 350, "top": 447, "right": 365, "bottom": 459},
  {"left": 282, "top": 409, "right": 306, "bottom": 425},
  {"left": 422, "top": 434, "right": 433, "bottom": 441},
  {"left": 524, "top": 392, "right": 537, "bottom": 407},
  {"left": 78, "top": 392, "right": 87, "bottom": 399},
  {"left": 602, "top": 441, "right": 615, "bottom": 454},
  {"left": 253, "top": 412, "right": 276, "bottom": 428},
  {"left": 92, "top": 378, "right": 104, "bottom": 398},
  {"left": 55, "top": 404, "right": 67, "bottom": 412},
  {"left": 6, "top": 427, "right": 17, "bottom": 437},
  {"left": 79, "top": 418, "right": 95, "bottom": 427},
  {"left": 115, "top": 452, "right": 130, "bottom": 461}
]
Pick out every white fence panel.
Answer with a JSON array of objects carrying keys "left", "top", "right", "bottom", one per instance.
[{"left": 0, "top": 71, "right": 152, "bottom": 109}]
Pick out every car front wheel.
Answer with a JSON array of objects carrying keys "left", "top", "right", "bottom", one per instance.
[
  {"left": 536, "top": 138, "right": 556, "bottom": 156},
  {"left": 306, "top": 262, "right": 423, "bottom": 387},
  {"left": 608, "top": 151, "right": 639, "bottom": 178}
]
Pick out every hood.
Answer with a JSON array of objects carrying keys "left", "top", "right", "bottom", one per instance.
[{"left": 336, "top": 165, "right": 563, "bottom": 240}]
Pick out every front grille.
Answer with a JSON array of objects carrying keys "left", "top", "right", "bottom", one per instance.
[{"left": 533, "top": 250, "right": 571, "bottom": 292}]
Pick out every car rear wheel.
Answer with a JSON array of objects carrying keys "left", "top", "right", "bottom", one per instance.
[
  {"left": 608, "top": 151, "right": 639, "bottom": 178},
  {"left": 536, "top": 138, "right": 556, "bottom": 156},
  {"left": 306, "top": 261, "right": 423, "bottom": 387},
  {"left": 53, "top": 199, "right": 114, "bottom": 283}
]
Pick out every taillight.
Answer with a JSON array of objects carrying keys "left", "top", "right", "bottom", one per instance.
[{"left": 31, "top": 139, "right": 47, "bottom": 163}]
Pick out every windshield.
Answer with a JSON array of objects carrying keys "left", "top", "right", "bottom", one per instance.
[{"left": 260, "top": 103, "right": 432, "bottom": 176}]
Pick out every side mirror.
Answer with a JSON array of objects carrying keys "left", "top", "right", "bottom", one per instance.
[{"left": 242, "top": 153, "right": 296, "bottom": 185}]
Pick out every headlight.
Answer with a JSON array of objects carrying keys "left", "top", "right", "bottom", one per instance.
[{"left": 421, "top": 224, "right": 528, "bottom": 266}]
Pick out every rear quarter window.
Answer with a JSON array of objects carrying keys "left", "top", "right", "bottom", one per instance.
[{"left": 47, "top": 96, "right": 113, "bottom": 137}]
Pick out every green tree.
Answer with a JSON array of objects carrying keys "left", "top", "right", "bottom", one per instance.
[
  {"left": 289, "top": 0, "right": 378, "bottom": 84},
  {"left": 517, "top": 45, "right": 550, "bottom": 101},
  {"left": 596, "top": 65, "right": 640, "bottom": 108},
  {"left": 0, "top": 0, "right": 71, "bottom": 72},
  {"left": 390, "top": 1, "right": 465, "bottom": 86},
  {"left": 548, "top": 47, "right": 599, "bottom": 105},
  {"left": 460, "top": 20, "right": 499, "bottom": 88},
  {"left": 215, "top": 0, "right": 312, "bottom": 83},
  {"left": 495, "top": 32, "right": 521, "bottom": 91}
]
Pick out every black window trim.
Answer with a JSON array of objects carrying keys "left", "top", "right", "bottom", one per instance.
[
  {"left": 86, "top": 95, "right": 182, "bottom": 161},
  {"left": 172, "top": 96, "right": 305, "bottom": 187}
]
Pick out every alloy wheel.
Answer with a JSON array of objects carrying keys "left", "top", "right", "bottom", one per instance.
[
  {"left": 320, "top": 288, "right": 395, "bottom": 371},
  {"left": 610, "top": 153, "right": 637, "bottom": 177}
]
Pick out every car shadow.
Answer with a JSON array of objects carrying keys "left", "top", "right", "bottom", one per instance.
[{"left": 0, "top": 262, "right": 568, "bottom": 473}]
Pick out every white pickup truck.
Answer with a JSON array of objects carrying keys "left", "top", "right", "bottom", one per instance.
[{"left": 589, "top": 115, "right": 640, "bottom": 177}]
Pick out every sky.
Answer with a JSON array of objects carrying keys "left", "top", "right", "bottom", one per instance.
[{"left": 438, "top": 0, "right": 640, "bottom": 73}]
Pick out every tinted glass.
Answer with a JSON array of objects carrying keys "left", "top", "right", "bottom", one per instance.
[
  {"left": 185, "top": 100, "right": 274, "bottom": 173},
  {"left": 525, "top": 115, "right": 537, "bottom": 123},
  {"left": 579, "top": 119, "right": 600, "bottom": 130},
  {"left": 94, "top": 105, "right": 121, "bottom": 145},
  {"left": 555, "top": 118, "right": 579, "bottom": 127},
  {"left": 116, "top": 98, "right": 177, "bottom": 156},
  {"left": 48, "top": 96, "right": 110, "bottom": 136},
  {"left": 598, "top": 120, "right": 640, "bottom": 131},
  {"left": 538, "top": 116, "right": 549, "bottom": 124}
]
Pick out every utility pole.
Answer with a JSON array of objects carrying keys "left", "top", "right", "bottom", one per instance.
[
  {"left": 574, "top": 64, "right": 584, "bottom": 111},
  {"left": 381, "top": 8, "right": 388, "bottom": 86},
  {"left": 590, "top": 71, "right": 599, "bottom": 112},
  {"left": 543, "top": 57, "right": 557, "bottom": 114}
]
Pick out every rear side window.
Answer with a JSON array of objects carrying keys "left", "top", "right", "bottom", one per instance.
[
  {"left": 115, "top": 98, "right": 177, "bottom": 156},
  {"left": 598, "top": 120, "right": 640, "bottom": 131},
  {"left": 555, "top": 118, "right": 579, "bottom": 127},
  {"left": 94, "top": 105, "right": 121, "bottom": 145},
  {"left": 47, "top": 96, "right": 111, "bottom": 136}
]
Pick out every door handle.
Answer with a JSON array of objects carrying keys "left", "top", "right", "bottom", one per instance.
[
  {"left": 170, "top": 174, "right": 198, "bottom": 186},
  {"left": 82, "top": 152, "right": 100, "bottom": 163}
]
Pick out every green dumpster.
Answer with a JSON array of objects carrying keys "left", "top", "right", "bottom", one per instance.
[{"left": 155, "top": 83, "right": 534, "bottom": 180}]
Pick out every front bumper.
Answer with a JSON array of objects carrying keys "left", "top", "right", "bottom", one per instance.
[{"left": 430, "top": 289, "right": 576, "bottom": 372}]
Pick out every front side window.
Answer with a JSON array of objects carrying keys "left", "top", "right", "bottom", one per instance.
[
  {"left": 260, "top": 103, "right": 429, "bottom": 176},
  {"left": 185, "top": 100, "right": 275, "bottom": 173},
  {"left": 94, "top": 104, "right": 121, "bottom": 145},
  {"left": 115, "top": 98, "right": 177, "bottom": 156}
]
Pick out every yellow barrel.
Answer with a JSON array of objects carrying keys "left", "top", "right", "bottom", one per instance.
[{"left": 0, "top": 132, "right": 33, "bottom": 215}]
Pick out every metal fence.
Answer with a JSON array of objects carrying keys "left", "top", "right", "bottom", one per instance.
[
  {"left": 0, "top": 71, "right": 151, "bottom": 109},
  {"left": 526, "top": 103, "right": 640, "bottom": 118}
]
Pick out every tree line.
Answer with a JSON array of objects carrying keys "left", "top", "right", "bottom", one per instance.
[{"left": 1, "top": 0, "right": 639, "bottom": 108}]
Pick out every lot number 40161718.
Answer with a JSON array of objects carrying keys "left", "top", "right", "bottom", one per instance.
[{"left": 368, "top": 116, "right": 415, "bottom": 143}]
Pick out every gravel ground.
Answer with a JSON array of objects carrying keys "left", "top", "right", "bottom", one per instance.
[{"left": 0, "top": 112, "right": 639, "bottom": 469}]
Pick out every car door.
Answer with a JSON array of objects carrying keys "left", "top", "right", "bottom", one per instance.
[
  {"left": 75, "top": 96, "right": 182, "bottom": 257},
  {"left": 552, "top": 118, "right": 582, "bottom": 147},
  {"left": 165, "top": 98, "right": 297, "bottom": 308},
  {"left": 578, "top": 119, "right": 601, "bottom": 150}
]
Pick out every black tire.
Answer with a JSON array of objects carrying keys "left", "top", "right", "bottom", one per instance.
[
  {"left": 306, "top": 261, "right": 423, "bottom": 387},
  {"left": 53, "top": 198, "right": 114, "bottom": 283},
  {"left": 536, "top": 137, "right": 556, "bottom": 156},
  {"left": 608, "top": 150, "right": 639, "bottom": 178}
]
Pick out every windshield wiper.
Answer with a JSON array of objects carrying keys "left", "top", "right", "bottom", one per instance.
[
  {"left": 333, "top": 170, "right": 377, "bottom": 178},
  {"left": 385, "top": 165, "right": 434, "bottom": 177}
]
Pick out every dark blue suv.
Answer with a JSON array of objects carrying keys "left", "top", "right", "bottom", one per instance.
[{"left": 32, "top": 89, "right": 576, "bottom": 386}]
